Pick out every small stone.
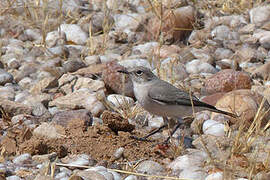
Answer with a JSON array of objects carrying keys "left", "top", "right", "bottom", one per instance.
[
  {"left": 131, "top": 42, "right": 159, "bottom": 56},
  {"left": 33, "top": 122, "right": 66, "bottom": 139},
  {"left": 205, "top": 172, "right": 223, "bottom": 180},
  {"left": 13, "top": 153, "right": 31, "bottom": 164},
  {"left": 136, "top": 160, "right": 164, "bottom": 175},
  {"left": 68, "top": 154, "right": 90, "bottom": 166},
  {"left": 118, "top": 59, "right": 151, "bottom": 69},
  {"left": 204, "top": 69, "right": 251, "bottom": 94},
  {"left": 18, "top": 77, "right": 33, "bottom": 89},
  {"left": 0, "top": 86, "right": 15, "bottom": 100},
  {"left": 113, "top": 13, "right": 144, "bottom": 32},
  {"left": 214, "top": 48, "right": 233, "bottom": 60},
  {"left": 6, "top": 176, "right": 22, "bottom": 180},
  {"left": 84, "top": 55, "right": 101, "bottom": 66},
  {"left": 30, "top": 77, "right": 57, "bottom": 94},
  {"left": 52, "top": 109, "right": 92, "bottom": 128},
  {"left": 60, "top": 24, "right": 88, "bottom": 45},
  {"left": 0, "top": 69, "right": 13, "bottom": 85},
  {"left": 108, "top": 171, "right": 121, "bottom": 180},
  {"left": 62, "top": 60, "right": 86, "bottom": 73},
  {"left": 34, "top": 175, "right": 53, "bottom": 180},
  {"left": 252, "top": 61, "right": 270, "bottom": 80},
  {"left": 0, "top": 99, "right": 32, "bottom": 116},
  {"left": 190, "top": 48, "right": 213, "bottom": 63},
  {"left": 213, "top": 89, "right": 270, "bottom": 127},
  {"left": 211, "top": 25, "right": 230, "bottom": 41},
  {"left": 147, "top": 6, "right": 196, "bottom": 42},
  {"left": 113, "top": 147, "right": 124, "bottom": 159},
  {"left": 32, "top": 152, "right": 57, "bottom": 163},
  {"left": 239, "top": 24, "right": 255, "bottom": 34},
  {"left": 102, "top": 61, "right": 134, "bottom": 97},
  {"left": 148, "top": 116, "right": 164, "bottom": 129},
  {"left": 7, "top": 58, "right": 20, "bottom": 69},
  {"left": 101, "top": 110, "right": 135, "bottom": 134},
  {"left": 49, "top": 89, "right": 105, "bottom": 117},
  {"left": 124, "top": 175, "right": 138, "bottom": 180},
  {"left": 159, "top": 58, "right": 188, "bottom": 82},
  {"left": 45, "top": 31, "right": 66, "bottom": 48},
  {"left": 107, "top": 94, "right": 134, "bottom": 108},
  {"left": 168, "top": 149, "right": 208, "bottom": 179},
  {"left": 58, "top": 74, "right": 105, "bottom": 95},
  {"left": 186, "top": 59, "right": 217, "bottom": 74},
  {"left": 75, "top": 170, "right": 106, "bottom": 180},
  {"left": 203, "top": 120, "right": 225, "bottom": 136},
  {"left": 249, "top": 5, "right": 270, "bottom": 27}
]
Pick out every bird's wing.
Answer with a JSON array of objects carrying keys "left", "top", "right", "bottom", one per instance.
[{"left": 148, "top": 80, "right": 214, "bottom": 109}]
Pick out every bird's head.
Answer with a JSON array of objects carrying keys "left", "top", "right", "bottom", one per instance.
[{"left": 118, "top": 66, "right": 157, "bottom": 84}]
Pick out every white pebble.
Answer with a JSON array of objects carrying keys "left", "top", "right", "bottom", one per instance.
[
  {"left": 13, "top": 153, "right": 31, "bottom": 164},
  {"left": 60, "top": 24, "right": 88, "bottom": 45},
  {"left": 113, "top": 147, "right": 124, "bottom": 159},
  {"left": 205, "top": 172, "right": 223, "bottom": 180},
  {"left": 203, "top": 120, "right": 225, "bottom": 136},
  {"left": 107, "top": 94, "right": 134, "bottom": 108}
]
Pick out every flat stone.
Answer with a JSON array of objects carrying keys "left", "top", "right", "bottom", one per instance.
[{"left": 49, "top": 89, "right": 105, "bottom": 116}]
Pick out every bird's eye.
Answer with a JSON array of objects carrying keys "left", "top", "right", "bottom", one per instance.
[{"left": 136, "top": 70, "right": 143, "bottom": 76}]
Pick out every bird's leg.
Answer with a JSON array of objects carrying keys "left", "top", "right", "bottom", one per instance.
[
  {"left": 162, "top": 117, "right": 194, "bottom": 148},
  {"left": 130, "top": 116, "right": 168, "bottom": 141},
  {"left": 164, "top": 117, "right": 183, "bottom": 143}
]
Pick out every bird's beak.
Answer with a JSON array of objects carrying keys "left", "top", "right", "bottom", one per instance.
[{"left": 117, "top": 69, "right": 129, "bottom": 74}]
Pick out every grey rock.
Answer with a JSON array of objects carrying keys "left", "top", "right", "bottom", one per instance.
[
  {"left": 0, "top": 86, "right": 15, "bottom": 100},
  {"left": 214, "top": 48, "right": 233, "bottom": 60},
  {"left": 6, "top": 176, "right": 22, "bottom": 180},
  {"left": 52, "top": 109, "right": 92, "bottom": 128},
  {"left": 33, "top": 122, "right": 65, "bottom": 139},
  {"left": 0, "top": 69, "right": 13, "bottom": 85},
  {"left": 84, "top": 55, "right": 101, "bottom": 66},
  {"left": 60, "top": 24, "right": 88, "bottom": 45},
  {"left": 124, "top": 175, "right": 138, "bottom": 180},
  {"left": 211, "top": 25, "right": 231, "bottom": 41},
  {"left": 136, "top": 160, "right": 164, "bottom": 175},
  {"left": 250, "top": 5, "right": 270, "bottom": 27},
  {"left": 49, "top": 89, "right": 105, "bottom": 117},
  {"left": 62, "top": 59, "right": 86, "bottom": 73},
  {"left": 107, "top": 94, "right": 134, "bottom": 108},
  {"left": 13, "top": 153, "right": 32, "bottom": 164},
  {"left": 18, "top": 77, "right": 33, "bottom": 89}
]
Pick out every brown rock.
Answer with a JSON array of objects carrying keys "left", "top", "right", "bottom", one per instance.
[
  {"left": 147, "top": 6, "right": 196, "bottom": 43},
  {"left": 52, "top": 109, "right": 92, "bottom": 129},
  {"left": 153, "top": 45, "right": 181, "bottom": 59},
  {"left": 201, "top": 92, "right": 226, "bottom": 106},
  {"left": 30, "top": 77, "right": 58, "bottom": 94},
  {"left": 1, "top": 137, "right": 16, "bottom": 155},
  {"left": 213, "top": 89, "right": 270, "bottom": 127},
  {"left": 252, "top": 61, "right": 270, "bottom": 80},
  {"left": 102, "top": 61, "right": 134, "bottom": 97},
  {"left": 204, "top": 69, "right": 251, "bottom": 94},
  {"left": 49, "top": 89, "right": 105, "bottom": 117},
  {"left": 58, "top": 74, "right": 105, "bottom": 95},
  {"left": 33, "top": 122, "right": 66, "bottom": 139},
  {"left": 101, "top": 110, "right": 135, "bottom": 134},
  {"left": 0, "top": 98, "right": 32, "bottom": 116},
  {"left": 34, "top": 175, "right": 53, "bottom": 180},
  {"left": 75, "top": 170, "right": 106, "bottom": 180}
]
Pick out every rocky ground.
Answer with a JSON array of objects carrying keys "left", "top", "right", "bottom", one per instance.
[{"left": 0, "top": 0, "right": 270, "bottom": 179}]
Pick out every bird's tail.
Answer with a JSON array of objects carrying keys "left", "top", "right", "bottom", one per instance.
[{"left": 212, "top": 108, "right": 238, "bottom": 118}]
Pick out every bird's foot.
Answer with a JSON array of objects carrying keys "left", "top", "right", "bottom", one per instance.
[{"left": 130, "top": 124, "right": 167, "bottom": 142}]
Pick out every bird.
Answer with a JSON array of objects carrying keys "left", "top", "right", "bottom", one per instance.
[{"left": 118, "top": 66, "right": 237, "bottom": 144}]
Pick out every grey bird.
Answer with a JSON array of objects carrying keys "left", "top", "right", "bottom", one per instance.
[{"left": 118, "top": 66, "right": 237, "bottom": 143}]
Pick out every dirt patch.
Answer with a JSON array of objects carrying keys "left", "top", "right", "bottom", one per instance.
[{"left": 2, "top": 118, "right": 177, "bottom": 165}]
